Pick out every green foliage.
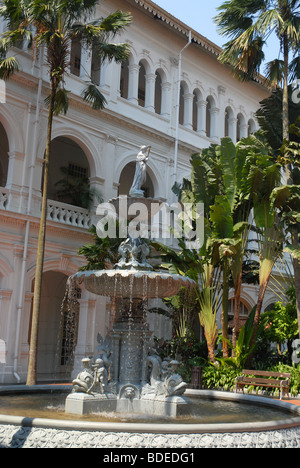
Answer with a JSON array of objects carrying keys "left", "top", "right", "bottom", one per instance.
[
  {"left": 215, "top": 0, "right": 300, "bottom": 84},
  {"left": 270, "top": 363, "right": 300, "bottom": 397},
  {"left": 78, "top": 225, "right": 122, "bottom": 271},
  {"left": 261, "top": 287, "right": 298, "bottom": 347},
  {"left": 155, "top": 331, "right": 208, "bottom": 383},
  {"left": 256, "top": 87, "right": 300, "bottom": 153},
  {"left": 217, "top": 306, "right": 262, "bottom": 369},
  {"left": 202, "top": 363, "right": 239, "bottom": 392}
]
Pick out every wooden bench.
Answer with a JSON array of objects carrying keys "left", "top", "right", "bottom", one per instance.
[{"left": 235, "top": 369, "right": 291, "bottom": 400}]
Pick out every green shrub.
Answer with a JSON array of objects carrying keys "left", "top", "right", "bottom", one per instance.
[
  {"left": 202, "top": 363, "right": 239, "bottom": 391},
  {"left": 270, "top": 363, "right": 300, "bottom": 397}
]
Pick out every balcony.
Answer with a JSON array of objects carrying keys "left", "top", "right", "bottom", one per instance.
[{"left": 47, "top": 200, "right": 92, "bottom": 230}]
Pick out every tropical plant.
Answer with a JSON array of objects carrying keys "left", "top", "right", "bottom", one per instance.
[
  {"left": 154, "top": 135, "right": 283, "bottom": 360},
  {"left": 218, "top": 305, "right": 267, "bottom": 369},
  {"left": 150, "top": 239, "right": 219, "bottom": 363},
  {"left": 0, "top": 0, "right": 131, "bottom": 385},
  {"left": 255, "top": 88, "right": 300, "bottom": 340},
  {"left": 256, "top": 86, "right": 300, "bottom": 153},
  {"left": 197, "top": 265, "right": 219, "bottom": 363},
  {"left": 78, "top": 225, "right": 122, "bottom": 271},
  {"left": 261, "top": 287, "right": 298, "bottom": 356}
]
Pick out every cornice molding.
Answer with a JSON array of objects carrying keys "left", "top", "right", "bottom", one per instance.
[{"left": 131, "top": 0, "right": 222, "bottom": 56}]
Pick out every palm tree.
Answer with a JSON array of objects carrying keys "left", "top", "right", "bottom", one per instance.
[
  {"left": 0, "top": 0, "right": 131, "bottom": 385},
  {"left": 256, "top": 91, "right": 300, "bottom": 332},
  {"left": 215, "top": 0, "right": 300, "bottom": 152}
]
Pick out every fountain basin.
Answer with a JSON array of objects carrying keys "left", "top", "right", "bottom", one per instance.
[
  {"left": 70, "top": 270, "right": 195, "bottom": 299},
  {"left": 1, "top": 386, "right": 300, "bottom": 448}
]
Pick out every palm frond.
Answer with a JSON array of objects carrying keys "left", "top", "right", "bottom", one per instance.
[
  {"left": 99, "top": 10, "right": 132, "bottom": 35},
  {"left": 92, "top": 42, "right": 130, "bottom": 64},
  {"left": 81, "top": 83, "right": 107, "bottom": 110},
  {"left": 0, "top": 55, "right": 19, "bottom": 80},
  {"left": 45, "top": 87, "right": 69, "bottom": 115},
  {"left": 264, "top": 59, "right": 285, "bottom": 87}
]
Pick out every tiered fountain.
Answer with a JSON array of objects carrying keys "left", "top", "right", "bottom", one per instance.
[{"left": 65, "top": 145, "right": 195, "bottom": 417}]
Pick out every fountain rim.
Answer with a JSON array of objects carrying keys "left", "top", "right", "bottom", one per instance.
[
  {"left": 70, "top": 269, "right": 196, "bottom": 283},
  {"left": 1, "top": 385, "right": 300, "bottom": 435}
]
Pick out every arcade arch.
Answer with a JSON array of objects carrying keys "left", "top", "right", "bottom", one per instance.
[
  {"left": 47, "top": 136, "right": 93, "bottom": 209},
  {"left": 118, "top": 161, "right": 155, "bottom": 199},
  {"left": 34, "top": 271, "right": 72, "bottom": 381}
]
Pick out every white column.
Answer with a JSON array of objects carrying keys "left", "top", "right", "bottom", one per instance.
[
  {"left": 197, "top": 100, "right": 207, "bottom": 135},
  {"left": 183, "top": 92, "right": 193, "bottom": 130},
  {"left": 145, "top": 72, "right": 156, "bottom": 112},
  {"left": 160, "top": 81, "right": 171, "bottom": 117},
  {"left": 240, "top": 123, "right": 248, "bottom": 139},
  {"left": 128, "top": 64, "right": 140, "bottom": 104},
  {"left": 210, "top": 108, "right": 220, "bottom": 141},
  {"left": 229, "top": 117, "right": 237, "bottom": 143}
]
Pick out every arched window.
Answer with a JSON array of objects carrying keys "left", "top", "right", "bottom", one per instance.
[
  {"left": 179, "top": 83, "right": 185, "bottom": 125},
  {"left": 248, "top": 118, "right": 256, "bottom": 136},
  {"left": 206, "top": 96, "right": 216, "bottom": 138},
  {"left": 91, "top": 44, "right": 101, "bottom": 86},
  {"left": 0, "top": 122, "right": 9, "bottom": 187},
  {"left": 237, "top": 113, "right": 247, "bottom": 141},
  {"left": 47, "top": 137, "right": 91, "bottom": 208},
  {"left": 225, "top": 108, "right": 229, "bottom": 137},
  {"left": 70, "top": 37, "right": 82, "bottom": 77},
  {"left": 178, "top": 81, "right": 190, "bottom": 126},
  {"left": 120, "top": 58, "right": 129, "bottom": 99},
  {"left": 138, "top": 61, "right": 146, "bottom": 107},
  {"left": 193, "top": 91, "right": 198, "bottom": 132},
  {"left": 154, "top": 70, "right": 162, "bottom": 115}
]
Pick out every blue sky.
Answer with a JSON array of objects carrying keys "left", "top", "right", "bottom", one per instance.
[{"left": 153, "top": 0, "right": 280, "bottom": 67}]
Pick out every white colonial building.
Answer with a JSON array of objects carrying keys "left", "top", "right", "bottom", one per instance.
[{"left": 0, "top": 0, "right": 278, "bottom": 384}]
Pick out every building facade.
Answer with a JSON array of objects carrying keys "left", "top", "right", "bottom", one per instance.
[{"left": 0, "top": 0, "right": 276, "bottom": 384}]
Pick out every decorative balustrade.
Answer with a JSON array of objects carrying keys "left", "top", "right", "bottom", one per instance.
[
  {"left": 47, "top": 200, "right": 92, "bottom": 230},
  {"left": 0, "top": 188, "right": 8, "bottom": 210}
]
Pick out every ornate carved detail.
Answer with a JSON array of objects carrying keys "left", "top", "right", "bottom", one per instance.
[{"left": 1, "top": 424, "right": 300, "bottom": 448}]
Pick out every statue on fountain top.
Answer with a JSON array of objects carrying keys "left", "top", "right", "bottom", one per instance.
[{"left": 129, "top": 145, "right": 151, "bottom": 198}]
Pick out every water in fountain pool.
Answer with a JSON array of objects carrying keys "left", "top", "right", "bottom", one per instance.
[{"left": 0, "top": 392, "right": 296, "bottom": 425}]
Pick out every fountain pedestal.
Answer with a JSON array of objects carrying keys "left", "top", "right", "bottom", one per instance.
[
  {"left": 64, "top": 178, "right": 196, "bottom": 418},
  {"left": 65, "top": 290, "right": 191, "bottom": 417}
]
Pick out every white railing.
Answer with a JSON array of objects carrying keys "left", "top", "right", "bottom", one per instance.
[
  {"left": 0, "top": 188, "right": 8, "bottom": 210},
  {"left": 47, "top": 200, "right": 92, "bottom": 230}
]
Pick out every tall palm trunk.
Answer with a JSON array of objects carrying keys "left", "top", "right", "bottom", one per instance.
[
  {"left": 282, "top": 33, "right": 300, "bottom": 335},
  {"left": 232, "top": 271, "right": 242, "bottom": 351},
  {"left": 291, "top": 229, "right": 300, "bottom": 335},
  {"left": 282, "top": 32, "right": 290, "bottom": 144},
  {"left": 26, "top": 87, "right": 56, "bottom": 386},
  {"left": 221, "top": 259, "right": 229, "bottom": 357}
]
